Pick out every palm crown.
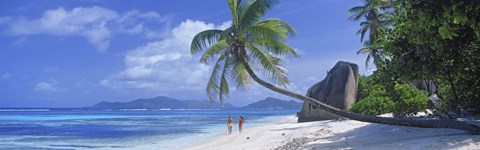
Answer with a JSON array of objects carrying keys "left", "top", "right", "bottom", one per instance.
[
  {"left": 349, "top": 0, "right": 393, "bottom": 68},
  {"left": 348, "top": 0, "right": 392, "bottom": 42},
  {"left": 191, "top": 0, "right": 298, "bottom": 104}
]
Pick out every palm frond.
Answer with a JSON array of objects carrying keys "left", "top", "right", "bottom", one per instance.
[
  {"left": 362, "top": 39, "right": 374, "bottom": 47},
  {"left": 205, "top": 54, "right": 232, "bottom": 104},
  {"left": 228, "top": 0, "right": 241, "bottom": 27},
  {"left": 253, "top": 38, "right": 299, "bottom": 57},
  {"left": 259, "top": 18, "right": 296, "bottom": 36},
  {"left": 247, "top": 18, "right": 296, "bottom": 41},
  {"left": 239, "top": 0, "right": 279, "bottom": 28},
  {"left": 348, "top": 6, "right": 367, "bottom": 21},
  {"left": 356, "top": 24, "right": 369, "bottom": 42},
  {"left": 191, "top": 30, "right": 225, "bottom": 54},
  {"left": 357, "top": 47, "right": 371, "bottom": 54},
  {"left": 365, "top": 54, "right": 372, "bottom": 69},
  {"left": 218, "top": 56, "right": 231, "bottom": 104},
  {"left": 231, "top": 61, "right": 251, "bottom": 91},
  {"left": 199, "top": 39, "right": 230, "bottom": 64},
  {"left": 206, "top": 55, "right": 225, "bottom": 101},
  {"left": 348, "top": 6, "right": 366, "bottom": 14},
  {"left": 245, "top": 41, "right": 289, "bottom": 87}
]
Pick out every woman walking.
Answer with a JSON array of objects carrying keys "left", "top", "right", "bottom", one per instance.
[{"left": 238, "top": 116, "right": 244, "bottom": 133}]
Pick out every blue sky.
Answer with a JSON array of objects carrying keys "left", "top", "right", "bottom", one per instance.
[{"left": 0, "top": 0, "right": 368, "bottom": 107}]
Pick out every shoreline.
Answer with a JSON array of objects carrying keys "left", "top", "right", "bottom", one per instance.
[
  {"left": 184, "top": 116, "right": 480, "bottom": 150},
  {"left": 178, "top": 115, "right": 298, "bottom": 150}
]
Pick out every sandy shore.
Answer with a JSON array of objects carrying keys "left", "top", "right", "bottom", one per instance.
[{"left": 184, "top": 116, "right": 480, "bottom": 150}]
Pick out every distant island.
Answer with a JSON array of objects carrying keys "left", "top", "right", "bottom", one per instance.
[
  {"left": 89, "top": 96, "right": 302, "bottom": 110},
  {"left": 242, "top": 97, "right": 303, "bottom": 110},
  {"left": 90, "top": 96, "right": 235, "bottom": 109}
]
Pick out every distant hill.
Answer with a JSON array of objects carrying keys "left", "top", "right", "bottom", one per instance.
[
  {"left": 183, "top": 100, "right": 236, "bottom": 109},
  {"left": 90, "top": 96, "right": 235, "bottom": 109},
  {"left": 243, "top": 97, "right": 302, "bottom": 110}
]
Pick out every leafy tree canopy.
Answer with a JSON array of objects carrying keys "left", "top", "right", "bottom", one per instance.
[{"left": 383, "top": 0, "right": 480, "bottom": 113}]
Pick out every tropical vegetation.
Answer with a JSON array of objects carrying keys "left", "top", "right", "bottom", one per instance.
[
  {"left": 191, "top": 0, "right": 480, "bottom": 134},
  {"left": 348, "top": 0, "right": 393, "bottom": 67},
  {"left": 352, "top": 0, "right": 480, "bottom": 116},
  {"left": 382, "top": 0, "right": 480, "bottom": 115},
  {"left": 350, "top": 85, "right": 395, "bottom": 115},
  {"left": 190, "top": 0, "right": 298, "bottom": 104},
  {"left": 352, "top": 76, "right": 428, "bottom": 117}
]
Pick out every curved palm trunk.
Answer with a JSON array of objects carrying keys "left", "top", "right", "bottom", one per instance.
[{"left": 240, "top": 58, "right": 480, "bottom": 135}]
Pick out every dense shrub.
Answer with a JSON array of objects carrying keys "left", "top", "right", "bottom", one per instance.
[
  {"left": 351, "top": 83, "right": 428, "bottom": 117},
  {"left": 356, "top": 75, "right": 369, "bottom": 101},
  {"left": 350, "top": 86, "right": 395, "bottom": 115},
  {"left": 392, "top": 84, "right": 428, "bottom": 118}
]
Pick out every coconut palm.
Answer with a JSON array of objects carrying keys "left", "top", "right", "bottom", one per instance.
[
  {"left": 349, "top": 0, "right": 393, "bottom": 67},
  {"left": 191, "top": 0, "right": 480, "bottom": 134},
  {"left": 349, "top": 0, "right": 392, "bottom": 41},
  {"left": 190, "top": 0, "right": 298, "bottom": 104},
  {"left": 357, "top": 39, "right": 385, "bottom": 68}
]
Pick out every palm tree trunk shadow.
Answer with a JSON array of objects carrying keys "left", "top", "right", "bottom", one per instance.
[{"left": 307, "top": 123, "right": 475, "bottom": 149}]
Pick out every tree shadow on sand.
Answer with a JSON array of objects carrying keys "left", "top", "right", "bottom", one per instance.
[
  {"left": 305, "top": 123, "right": 480, "bottom": 150},
  {"left": 269, "top": 121, "right": 332, "bottom": 132}
]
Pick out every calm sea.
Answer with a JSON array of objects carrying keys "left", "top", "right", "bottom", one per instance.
[{"left": 0, "top": 108, "right": 298, "bottom": 149}]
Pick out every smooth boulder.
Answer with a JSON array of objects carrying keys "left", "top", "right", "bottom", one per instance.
[{"left": 298, "top": 61, "right": 359, "bottom": 122}]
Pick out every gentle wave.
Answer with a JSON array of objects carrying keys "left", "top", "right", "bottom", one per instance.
[
  {"left": 0, "top": 109, "right": 50, "bottom": 112},
  {"left": 116, "top": 108, "right": 224, "bottom": 111},
  {"left": 174, "top": 109, "right": 222, "bottom": 111},
  {"left": 119, "top": 109, "right": 148, "bottom": 111}
]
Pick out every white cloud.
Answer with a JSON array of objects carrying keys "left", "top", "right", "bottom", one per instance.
[
  {"left": 101, "top": 19, "right": 231, "bottom": 92},
  {"left": 34, "top": 80, "right": 66, "bottom": 92},
  {"left": 114, "top": 10, "right": 170, "bottom": 39},
  {"left": 2, "top": 6, "right": 168, "bottom": 52},
  {"left": 1, "top": 72, "right": 11, "bottom": 80}
]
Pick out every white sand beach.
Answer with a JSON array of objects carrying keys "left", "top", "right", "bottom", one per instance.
[{"left": 184, "top": 116, "right": 480, "bottom": 150}]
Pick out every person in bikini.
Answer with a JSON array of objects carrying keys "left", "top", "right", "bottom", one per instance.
[{"left": 227, "top": 116, "right": 233, "bottom": 134}]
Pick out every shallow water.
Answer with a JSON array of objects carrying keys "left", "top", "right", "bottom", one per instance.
[{"left": 0, "top": 108, "right": 298, "bottom": 149}]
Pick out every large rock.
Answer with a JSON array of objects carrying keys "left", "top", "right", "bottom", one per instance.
[
  {"left": 298, "top": 61, "right": 359, "bottom": 122},
  {"left": 408, "top": 80, "right": 437, "bottom": 95},
  {"left": 408, "top": 80, "right": 440, "bottom": 111},
  {"left": 427, "top": 94, "right": 443, "bottom": 109}
]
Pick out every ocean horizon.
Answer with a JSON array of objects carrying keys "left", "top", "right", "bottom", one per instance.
[{"left": 0, "top": 108, "right": 299, "bottom": 149}]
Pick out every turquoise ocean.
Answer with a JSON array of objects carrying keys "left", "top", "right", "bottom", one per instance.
[{"left": 0, "top": 108, "right": 298, "bottom": 149}]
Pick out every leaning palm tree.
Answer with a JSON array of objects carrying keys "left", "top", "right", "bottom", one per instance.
[
  {"left": 349, "top": 0, "right": 393, "bottom": 67},
  {"left": 191, "top": 0, "right": 480, "bottom": 134}
]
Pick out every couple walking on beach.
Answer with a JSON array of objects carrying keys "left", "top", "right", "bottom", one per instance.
[{"left": 228, "top": 116, "right": 244, "bottom": 134}]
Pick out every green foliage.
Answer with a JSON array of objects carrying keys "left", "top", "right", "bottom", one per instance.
[
  {"left": 356, "top": 75, "right": 369, "bottom": 101},
  {"left": 348, "top": 0, "right": 394, "bottom": 68},
  {"left": 190, "top": 0, "right": 297, "bottom": 104},
  {"left": 356, "top": 73, "right": 385, "bottom": 101},
  {"left": 351, "top": 82, "right": 428, "bottom": 117},
  {"left": 436, "top": 82, "right": 452, "bottom": 104},
  {"left": 392, "top": 84, "right": 428, "bottom": 118},
  {"left": 382, "top": 0, "right": 480, "bottom": 113},
  {"left": 350, "top": 86, "right": 395, "bottom": 115}
]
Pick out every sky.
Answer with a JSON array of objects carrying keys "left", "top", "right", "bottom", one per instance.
[{"left": 0, "top": 0, "right": 369, "bottom": 108}]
